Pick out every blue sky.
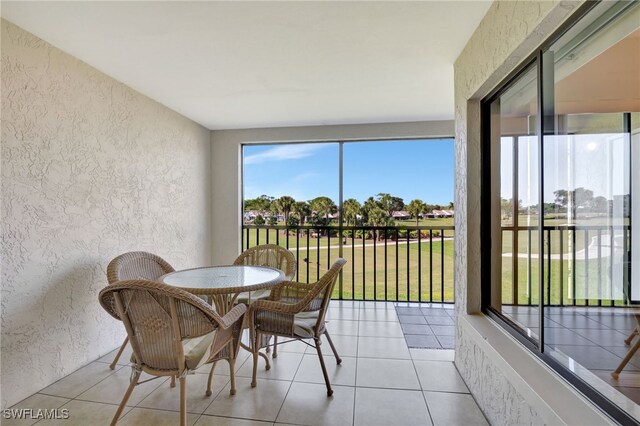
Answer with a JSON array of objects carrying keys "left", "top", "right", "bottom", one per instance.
[{"left": 243, "top": 139, "right": 454, "bottom": 206}]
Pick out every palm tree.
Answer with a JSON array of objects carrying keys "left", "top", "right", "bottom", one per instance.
[
  {"left": 293, "top": 201, "right": 311, "bottom": 225},
  {"left": 276, "top": 195, "right": 296, "bottom": 223},
  {"left": 309, "top": 196, "right": 337, "bottom": 222},
  {"left": 343, "top": 198, "right": 362, "bottom": 226},
  {"left": 407, "top": 199, "right": 426, "bottom": 226},
  {"left": 367, "top": 206, "right": 394, "bottom": 240}
]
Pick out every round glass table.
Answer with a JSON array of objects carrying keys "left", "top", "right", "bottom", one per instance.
[
  {"left": 160, "top": 265, "right": 285, "bottom": 314},
  {"left": 161, "top": 265, "right": 285, "bottom": 370}
]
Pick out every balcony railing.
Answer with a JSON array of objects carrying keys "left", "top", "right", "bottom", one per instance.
[
  {"left": 242, "top": 224, "right": 455, "bottom": 303},
  {"left": 501, "top": 224, "right": 631, "bottom": 307}
]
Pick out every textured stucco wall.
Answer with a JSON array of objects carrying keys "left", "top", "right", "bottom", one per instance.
[
  {"left": 453, "top": 1, "right": 590, "bottom": 424},
  {"left": 1, "top": 19, "right": 212, "bottom": 408}
]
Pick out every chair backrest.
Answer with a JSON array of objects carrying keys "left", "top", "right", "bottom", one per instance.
[
  {"left": 99, "top": 280, "right": 221, "bottom": 373},
  {"left": 233, "top": 244, "right": 296, "bottom": 280},
  {"left": 107, "top": 251, "right": 175, "bottom": 284},
  {"left": 307, "top": 259, "right": 346, "bottom": 329}
]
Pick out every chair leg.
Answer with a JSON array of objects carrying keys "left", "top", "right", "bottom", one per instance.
[
  {"left": 314, "top": 337, "right": 333, "bottom": 397},
  {"left": 258, "top": 351, "right": 271, "bottom": 370},
  {"left": 228, "top": 342, "right": 237, "bottom": 396},
  {"left": 624, "top": 329, "right": 638, "bottom": 346},
  {"left": 109, "top": 336, "right": 129, "bottom": 370},
  {"left": 179, "top": 377, "right": 187, "bottom": 426},
  {"left": 206, "top": 361, "right": 218, "bottom": 396},
  {"left": 110, "top": 368, "right": 140, "bottom": 426},
  {"left": 170, "top": 376, "right": 176, "bottom": 388},
  {"left": 251, "top": 329, "right": 259, "bottom": 388},
  {"left": 613, "top": 338, "right": 640, "bottom": 379},
  {"left": 273, "top": 336, "right": 278, "bottom": 358},
  {"left": 324, "top": 330, "right": 341, "bottom": 364}
]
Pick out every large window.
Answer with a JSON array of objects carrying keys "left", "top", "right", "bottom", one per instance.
[
  {"left": 242, "top": 139, "right": 454, "bottom": 304},
  {"left": 482, "top": 1, "right": 640, "bottom": 422}
]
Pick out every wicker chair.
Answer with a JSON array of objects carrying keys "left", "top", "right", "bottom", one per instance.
[
  {"left": 248, "top": 258, "right": 346, "bottom": 396},
  {"left": 233, "top": 244, "right": 296, "bottom": 299},
  {"left": 233, "top": 244, "right": 297, "bottom": 357},
  {"left": 99, "top": 280, "right": 246, "bottom": 426},
  {"left": 106, "top": 251, "right": 176, "bottom": 370}
]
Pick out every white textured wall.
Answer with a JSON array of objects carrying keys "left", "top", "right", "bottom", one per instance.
[
  {"left": 1, "top": 19, "right": 212, "bottom": 408},
  {"left": 453, "top": 1, "right": 616, "bottom": 425},
  {"left": 211, "top": 121, "right": 454, "bottom": 266}
]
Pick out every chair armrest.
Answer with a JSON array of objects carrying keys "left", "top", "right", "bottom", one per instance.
[
  {"left": 249, "top": 297, "right": 307, "bottom": 316},
  {"left": 218, "top": 304, "right": 247, "bottom": 329},
  {"left": 268, "top": 280, "right": 315, "bottom": 302}
]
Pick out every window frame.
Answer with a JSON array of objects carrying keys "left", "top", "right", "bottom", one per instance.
[{"left": 480, "top": 1, "right": 639, "bottom": 424}]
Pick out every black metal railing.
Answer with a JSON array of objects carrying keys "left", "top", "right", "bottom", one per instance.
[
  {"left": 501, "top": 224, "right": 631, "bottom": 307},
  {"left": 242, "top": 224, "right": 455, "bottom": 303}
]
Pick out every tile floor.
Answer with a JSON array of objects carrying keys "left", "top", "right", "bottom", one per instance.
[
  {"left": 394, "top": 303, "right": 456, "bottom": 349},
  {"left": 7, "top": 301, "right": 488, "bottom": 426},
  {"left": 503, "top": 305, "right": 640, "bottom": 405}
]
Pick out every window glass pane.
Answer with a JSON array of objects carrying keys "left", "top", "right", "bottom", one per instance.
[
  {"left": 541, "top": 1, "right": 640, "bottom": 418},
  {"left": 342, "top": 139, "right": 454, "bottom": 302},
  {"left": 489, "top": 64, "right": 540, "bottom": 336},
  {"left": 242, "top": 142, "right": 339, "bottom": 284}
]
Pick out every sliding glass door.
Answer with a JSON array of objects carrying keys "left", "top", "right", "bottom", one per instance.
[{"left": 483, "top": 1, "right": 640, "bottom": 421}]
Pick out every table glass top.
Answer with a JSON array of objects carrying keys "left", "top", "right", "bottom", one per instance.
[{"left": 161, "top": 265, "right": 283, "bottom": 290}]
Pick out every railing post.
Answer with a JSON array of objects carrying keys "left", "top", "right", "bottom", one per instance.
[
  {"left": 429, "top": 231, "right": 433, "bottom": 303},
  {"left": 441, "top": 229, "right": 445, "bottom": 303},
  {"left": 407, "top": 230, "right": 411, "bottom": 302},
  {"left": 418, "top": 229, "right": 422, "bottom": 302},
  {"left": 373, "top": 229, "right": 377, "bottom": 301}
]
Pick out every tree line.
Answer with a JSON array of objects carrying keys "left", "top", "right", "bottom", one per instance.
[
  {"left": 500, "top": 187, "right": 623, "bottom": 220},
  {"left": 244, "top": 193, "right": 454, "bottom": 227}
]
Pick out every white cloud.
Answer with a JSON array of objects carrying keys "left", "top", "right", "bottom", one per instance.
[{"left": 244, "top": 144, "right": 326, "bottom": 165}]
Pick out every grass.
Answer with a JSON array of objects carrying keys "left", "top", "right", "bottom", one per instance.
[
  {"left": 243, "top": 215, "right": 625, "bottom": 305},
  {"left": 243, "top": 220, "right": 455, "bottom": 302}
]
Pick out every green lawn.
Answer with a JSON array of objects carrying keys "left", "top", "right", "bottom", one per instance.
[
  {"left": 502, "top": 216, "right": 628, "bottom": 306},
  {"left": 242, "top": 215, "right": 625, "bottom": 306},
  {"left": 242, "top": 221, "right": 454, "bottom": 303}
]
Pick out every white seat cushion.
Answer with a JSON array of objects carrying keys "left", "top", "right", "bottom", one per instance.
[
  {"left": 293, "top": 311, "right": 320, "bottom": 338},
  {"left": 183, "top": 331, "right": 216, "bottom": 370}
]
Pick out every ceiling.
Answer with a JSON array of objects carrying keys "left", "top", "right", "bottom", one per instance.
[{"left": 2, "top": 1, "right": 492, "bottom": 130}]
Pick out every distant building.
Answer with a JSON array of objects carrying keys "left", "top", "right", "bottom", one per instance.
[{"left": 392, "top": 210, "right": 411, "bottom": 220}]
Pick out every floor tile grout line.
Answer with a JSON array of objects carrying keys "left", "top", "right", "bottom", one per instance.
[
  {"left": 74, "top": 368, "right": 169, "bottom": 423},
  {"left": 33, "top": 359, "right": 125, "bottom": 402},
  {"left": 352, "top": 307, "right": 360, "bottom": 426},
  {"left": 412, "top": 356, "right": 436, "bottom": 426},
  {"left": 272, "top": 349, "right": 305, "bottom": 424},
  {"left": 451, "top": 362, "right": 492, "bottom": 425}
]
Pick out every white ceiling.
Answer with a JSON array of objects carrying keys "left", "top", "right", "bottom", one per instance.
[{"left": 2, "top": 1, "right": 492, "bottom": 130}]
